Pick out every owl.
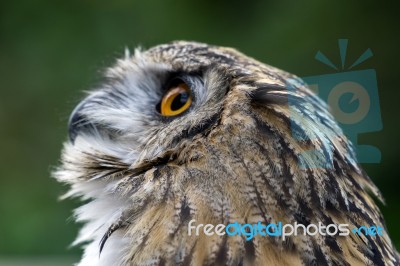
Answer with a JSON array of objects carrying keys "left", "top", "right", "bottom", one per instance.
[{"left": 54, "top": 41, "right": 399, "bottom": 266}]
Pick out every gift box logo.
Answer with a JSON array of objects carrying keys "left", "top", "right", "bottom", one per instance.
[{"left": 288, "top": 39, "right": 382, "bottom": 168}]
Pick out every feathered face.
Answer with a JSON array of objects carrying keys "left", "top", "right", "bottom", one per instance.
[{"left": 55, "top": 41, "right": 398, "bottom": 266}]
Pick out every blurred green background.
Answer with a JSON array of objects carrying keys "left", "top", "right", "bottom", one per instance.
[{"left": 1, "top": 0, "right": 399, "bottom": 264}]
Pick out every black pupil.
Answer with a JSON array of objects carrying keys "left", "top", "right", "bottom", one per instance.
[{"left": 171, "top": 91, "right": 189, "bottom": 111}]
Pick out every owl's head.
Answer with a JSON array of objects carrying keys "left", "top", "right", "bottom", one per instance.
[{"left": 55, "top": 41, "right": 396, "bottom": 266}]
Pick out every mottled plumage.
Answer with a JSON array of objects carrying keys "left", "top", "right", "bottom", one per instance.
[{"left": 54, "top": 41, "right": 399, "bottom": 265}]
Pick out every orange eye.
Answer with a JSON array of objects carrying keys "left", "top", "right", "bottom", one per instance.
[{"left": 160, "top": 82, "right": 192, "bottom": 116}]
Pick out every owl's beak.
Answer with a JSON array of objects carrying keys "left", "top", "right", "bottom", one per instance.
[{"left": 68, "top": 99, "right": 89, "bottom": 144}]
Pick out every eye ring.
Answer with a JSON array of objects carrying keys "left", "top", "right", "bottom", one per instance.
[{"left": 159, "top": 82, "right": 193, "bottom": 116}]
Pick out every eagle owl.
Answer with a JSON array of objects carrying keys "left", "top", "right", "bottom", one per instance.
[{"left": 54, "top": 41, "right": 399, "bottom": 266}]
